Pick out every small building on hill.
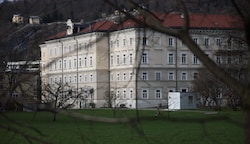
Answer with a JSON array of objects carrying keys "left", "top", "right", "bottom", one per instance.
[
  {"left": 12, "top": 14, "right": 23, "bottom": 24},
  {"left": 29, "top": 16, "right": 41, "bottom": 24}
]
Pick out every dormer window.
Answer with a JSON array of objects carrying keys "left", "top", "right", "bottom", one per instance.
[{"left": 66, "top": 19, "right": 74, "bottom": 35}]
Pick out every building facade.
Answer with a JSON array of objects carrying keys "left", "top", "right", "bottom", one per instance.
[
  {"left": 0, "top": 61, "right": 40, "bottom": 111},
  {"left": 40, "top": 13, "right": 246, "bottom": 109}
]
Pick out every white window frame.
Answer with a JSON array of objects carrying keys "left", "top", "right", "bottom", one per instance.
[
  {"left": 168, "top": 53, "right": 175, "bottom": 64},
  {"left": 168, "top": 72, "right": 174, "bottom": 80},
  {"left": 123, "top": 89, "right": 126, "bottom": 99},
  {"left": 155, "top": 88, "right": 162, "bottom": 99},
  {"left": 192, "top": 54, "right": 199, "bottom": 64},
  {"left": 168, "top": 37, "right": 174, "bottom": 47},
  {"left": 181, "top": 72, "right": 187, "bottom": 80},
  {"left": 141, "top": 88, "right": 149, "bottom": 99},
  {"left": 204, "top": 37, "right": 210, "bottom": 47},
  {"left": 141, "top": 72, "right": 148, "bottom": 80},
  {"left": 89, "top": 55, "right": 93, "bottom": 67},
  {"left": 181, "top": 52, "right": 188, "bottom": 64},
  {"left": 116, "top": 54, "right": 120, "bottom": 65},
  {"left": 142, "top": 52, "right": 148, "bottom": 64},
  {"left": 110, "top": 54, "right": 114, "bottom": 66},
  {"left": 123, "top": 53, "right": 126, "bottom": 65},
  {"left": 155, "top": 71, "right": 161, "bottom": 80}
]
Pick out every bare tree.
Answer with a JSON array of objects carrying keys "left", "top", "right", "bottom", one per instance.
[{"left": 42, "top": 82, "right": 82, "bottom": 121}]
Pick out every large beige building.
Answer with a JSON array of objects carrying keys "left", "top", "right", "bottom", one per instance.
[{"left": 40, "top": 13, "right": 245, "bottom": 108}]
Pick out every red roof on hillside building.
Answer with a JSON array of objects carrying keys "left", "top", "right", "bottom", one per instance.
[{"left": 47, "top": 13, "right": 243, "bottom": 40}]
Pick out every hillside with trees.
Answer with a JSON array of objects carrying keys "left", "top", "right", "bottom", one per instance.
[{"left": 0, "top": 0, "right": 241, "bottom": 61}]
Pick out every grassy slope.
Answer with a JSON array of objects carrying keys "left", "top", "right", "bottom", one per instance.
[{"left": 0, "top": 109, "right": 245, "bottom": 144}]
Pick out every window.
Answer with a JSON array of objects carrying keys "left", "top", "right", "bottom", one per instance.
[
  {"left": 154, "top": 36, "right": 161, "bottom": 46},
  {"left": 181, "top": 88, "right": 188, "bottom": 92},
  {"left": 49, "top": 49, "right": 52, "bottom": 57},
  {"left": 74, "top": 44, "right": 77, "bottom": 51},
  {"left": 84, "top": 74, "right": 87, "bottom": 82},
  {"left": 129, "top": 72, "right": 133, "bottom": 80},
  {"left": 123, "top": 73, "right": 126, "bottom": 81},
  {"left": 228, "top": 56, "right": 232, "bottom": 64},
  {"left": 64, "top": 60, "right": 67, "bottom": 69},
  {"left": 64, "top": 46, "right": 67, "bottom": 54},
  {"left": 110, "top": 73, "right": 113, "bottom": 81},
  {"left": 193, "top": 38, "right": 198, "bottom": 44},
  {"left": 74, "top": 75, "right": 77, "bottom": 83},
  {"left": 117, "top": 40, "right": 119, "bottom": 47},
  {"left": 123, "top": 54, "right": 126, "bottom": 65},
  {"left": 79, "top": 43, "right": 82, "bottom": 50},
  {"left": 54, "top": 47, "right": 57, "bottom": 56},
  {"left": 188, "top": 96, "right": 193, "bottom": 105},
  {"left": 90, "top": 74, "right": 93, "bottom": 82},
  {"left": 129, "top": 89, "right": 133, "bottom": 99},
  {"left": 68, "top": 46, "right": 71, "bottom": 53},
  {"left": 84, "top": 56, "right": 87, "bottom": 67},
  {"left": 110, "top": 41, "right": 113, "bottom": 48},
  {"left": 130, "top": 38, "right": 133, "bottom": 46},
  {"left": 117, "top": 90, "right": 120, "bottom": 98},
  {"left": 216, "top": 38, "right": 221, "bottom": 47},
  {"left": 117, "top": 73, "right": 120, "bottom": 81},
  {"left": 181, "top": 53, "right": 187, "bottom": 64},
  {"left": 181, "top": 72, "right": 187, "bottom": 80},
  {"left": 142, "top": 52, "right": 148, "bottom": 64},
  {"left": 155, "top": 88, "right": 162, "bottom": 99},
  {"left": 155, "top": 72, "right": 161, "bottom": 80},
  {"left": 129, "top": 53, "right": 133, "bottom": 64},
  {"left": 116, "top": 54, "right": 120, "bottom": 65},
  {"left": 54, "top": 61, "right": 57, "bottom": 70},
  {"left": 79, "top": 58, "right": 82, "bottom": 67},
  {"left": 142, "top": 37, "right": 147, "bottom": 45},
  {"left": 59, "top": 60, "right": 62, "bottom": 69},
  {"left": 205, "top": 38, "right": 209, "bottom": 47},
  {"left": 168, "top": 37, "right": 174, "bottom": 46},
  {"left": 193, "top": 55, "right": 199, "bottom": 64},
  {"left": 79, "top": 75, "right": 82, "bottom": 82},
  {"left": 89, "top": 41, "right": 92, "bottom": 49},
  {"left": 193, "top": 72, "right": 198, "bottom": 80},
  {"left": 84, "top": 42, "right": 87, "bottom": 50},
  {"left": 228, "top": 39, "right": 232, "bottom": 49},
  {"left": 141, "top": 88, "right": 148, "bottom": 99},
  {"left": 64, "top": 76, "right": 67, "bottom": 83},
  {"left": 74, "top": 58, "right": 77, "bottom": 68},
  {"left": 123, "top": 39, "right": 126, "bottom": 47},
  {"left": 216, "top": 55, "right": 221, "bottom": 64},
  {"left": 89, "top": 56, "right": 93, "bottom": 66},
  {"left": 49, "top": 62, "right": 52, "bottom": 71},
  {"left": 142, "top": 72, "right": 148, "bottom": 80},
  {"left": 68, "top": 59, "right": 72, "bottom": 69},
  {"left": 168, "top": 72, "right": 174, "bottom": 80},
  {"left": 69, "top": 76, "right": 72, "bottom": 83},
  {"left": 168, "top": 53, "right": 174, "bottom": 64},
  {"left": 110, "top": 55, "right": 114, "bottom": 65},
  {"left": 123, "top": 89, "right": 126, "bottom": 99}
]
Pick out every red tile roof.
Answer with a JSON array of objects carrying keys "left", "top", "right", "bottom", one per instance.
[
  {"left": 48, "top": 30, "right": 67, "bottom": 40},
  {"left": 48, "top": 13, "right": 243, "bottom": 40},
  {"left": 80, "top": 20, "right": 115, "bottom": 33},
  {"left": 161, "top": 13, "right": 242, "bottom": 29}
]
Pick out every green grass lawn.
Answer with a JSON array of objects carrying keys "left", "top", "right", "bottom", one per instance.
[{"left": 0, "top": 109, "right": 245, "bottom": 144}]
